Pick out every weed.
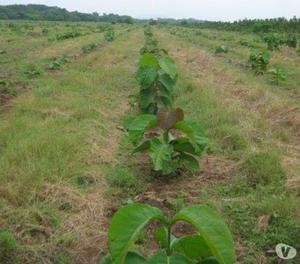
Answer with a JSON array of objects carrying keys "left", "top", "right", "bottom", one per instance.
[
  {"left": 53, "top": 254, "right": 71, "bottom": 264},
  {"left": 75, "top": 175, "right": 95, "bottom": 188},
  {"left": 222, "top": 194, "right": 299, "bottom": 263},
  {"left": 239, "top": 40, "right": 252, "bottom": 47},
  {"left": 107, "top": 166, "right": 137, "bottom": 189},
  {"left": 30, "top": 205, "right": 61, "bottom": 228},
  {"left": 54, "top": 31, "right": 82, "bottom": 41},
  {"left": 24, "top": 64, "right": 43, "bottom": 78},
  {"left": 0, "top": 230, "right": 17, "bottom": 259},
  {"left": 56, "top": 233, "right": 80, "bottom": 248},
  {"left": 0, "top": 80, "right": 18, "bottom": 96},
  {"left": 0, "top": 87, "right": 18, "bottom": 97},
  {"left": 241, "top": 152, "right": 286, "bottom": 188},
  {"left": 42, "top": 28, "right": 49, "bottom": 34},
  {"left": 82, "top": 42, "right": 98, "bottom": 53}
]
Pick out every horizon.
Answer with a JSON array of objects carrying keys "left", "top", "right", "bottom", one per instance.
[{"left": 1, "top": 0, "right": 300, "bottom": 22}]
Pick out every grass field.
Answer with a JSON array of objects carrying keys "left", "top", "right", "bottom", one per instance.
[{"left": 0, "top": 21, "right": 299, "bottom": 264}]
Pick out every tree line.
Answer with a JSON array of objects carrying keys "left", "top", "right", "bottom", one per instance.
[
  {"left": 165, "top": 17, "right": 300, "bottom": 34},
  {"left": 1, "top": 4, "right": 299, "bottom": 34},
  {"left": 0, "top": 4, "right": 133, "bottom": 24}
]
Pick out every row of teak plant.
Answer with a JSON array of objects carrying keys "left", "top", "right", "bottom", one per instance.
[
  {"left": 261, "top": 33, "right": 297, "bottom": 51},
  {"left": 248, "top": 33, "right": 297, "bottom": 81},
  {"left": 101, "top": 27, "right": 235, "bottom": 264},
  {"left": 249, "top": 48, "right": 289, "bottom": 84},
  {"left": 137, "top": 27, "right": 177, "bottom": 113},
  {"left": 132, "top": 27, "right": 207, "bottom": 175}
]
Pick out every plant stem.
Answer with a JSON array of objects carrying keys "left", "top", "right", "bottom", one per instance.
[{"left": 166, "top": 223, "right": 172, "bottom": 256}]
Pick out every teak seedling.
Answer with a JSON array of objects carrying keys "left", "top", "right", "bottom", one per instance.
[
  {"left": 262, "top": 33, "right": 281, "bottom": 51},
  {"left": 82, "top": 42, "right": 98, "bottom": 53},
  {"left": 105, "top": 30, "right": 115, "bottom": 42},
  {"left": 140, "top": 28, "right": 167, "bottom": 55},
  {"left": 285, "top": 35, "right": 297, "bottom": 48},
  {"left": 136, "top": 53, "right": 178, "bottom": 114},
  {"left": 101, "top": 203, "right": 235, "bottom": 264},
  {"left": 249, "top": 48, "right": 270, "bottom": 75},
  {"left": 128, "top": 108, "right": 207, "bottom": 175},
  {"left": 215, "top": 45, "right": 228, "bottom": 54},
  {"left": 268, "top": 67, "right": 289, "bottom": 85},
  {"left": 47, "top": 54, "right": 68, "bottom": 70}
]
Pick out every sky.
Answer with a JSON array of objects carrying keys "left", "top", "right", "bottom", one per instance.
[{"left": 1, "top": 0, "right": 300, "bottom": 21}]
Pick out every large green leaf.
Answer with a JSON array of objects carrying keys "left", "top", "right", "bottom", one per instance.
[
  {"left": 198, "top": 257, "right": 219, "bottom": 264},
  {"left": 172, "top": 138, "right": 197, "bottom": 155},
  {"left": 100, "top": 252, "right": 146, "bottom": 264},
  {"left": 128, "top": 115, "right": 158, "bottom": 145},
  {"left": 140, "top": 88, "right": 156, "bottom": 110},
  {"left": 138, "top": 53, "right": 159, "bottom": 68},
  {"left": 108, "top": 204, "right": 166, "bottom": 264},
  {"left": 133, "top": 140, "right": 151, "bottom": 153},
  {"left": 173, "top": 121, "right": 207, "bottom": 154},
  {"left": 136, "top": 67, "right": 157, "bottom": 89},
  {"left": 168, "top": 254, "right": 194, "bottom": 264},
  {"left": 149, "top": 138, "right": 176, "bottom": 174},
  {"left": 261, "top": 52, "right": 270, "bottom": 63},
  {"left": 158, "top": 72, "right": 175, "bottom": 92},
  {"left": 171, "top": 235, "right": 212, "bottom": 260},
  {"left": 125, "top": 252, "right": 147, "bottom": 264},
  {"left": 172, "top": 205, "right": 235, "bottom": 264},
  {"left": 159, "top": 56, "right": 177, "bottom": 80},
  {"left": 144, "top": 103, "right": 157, "bottom": 115},
  {"left": 157, "top": 96, "right": 173, "bottom": 109},
  {"left": 179, "top": 153, "right": 199, "bottom": 173},
  {"left": 147, "top": 253, "right": 194, "bottom": 264},
  {"left": 157, "top": 83, "right": 172, "bottom": 98}
]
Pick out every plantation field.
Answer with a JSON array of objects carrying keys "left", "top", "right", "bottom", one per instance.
[{"left": 0, "top": 21, "right": 300, "bottom": 264}]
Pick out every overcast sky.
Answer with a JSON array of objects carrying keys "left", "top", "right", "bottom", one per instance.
[{"left": 1, "top": 0, "right": 300, "bottom": 21}]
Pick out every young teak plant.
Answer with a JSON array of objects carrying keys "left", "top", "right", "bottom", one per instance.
[
  {"left": 140, "top": 37, "right": 160, "bottom": 55},
  {"left": 285, "top": 35, "right": 297, "bottom": 48},
  {"left": 24, "top": 64, "right": 43, "bottom": 78},
  {"left": 215, "top": 45, "right": 228, "bottom": 54},
  {"left": 47, "top": 54, "right": 69, "bottom": 70},
  {"left": 105, "top": 30, "right": 115, "bottom": 42},
  {"left": 136, "top": 53, "right": 178, "bottom": 114},
  {"left": 101, "top": 203, "right": 235, "bottom": 264},
  {"left": 267, "top": 67, "right": 288, "bottom": 85},
  {"left": 82, "top": 42, "right": 98, "bottom": 53},
  {"left": 128, "top": 108, "right": 207, "bottom": 175},
  {"left": 140, "top": 28, "right": 168, "bottom": 60},
  {"left": 249, "top": 48, "right": 270, "bottom": 75},
  {"left": 262, "top": 33, "right": 281, "bottom": 51}
]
